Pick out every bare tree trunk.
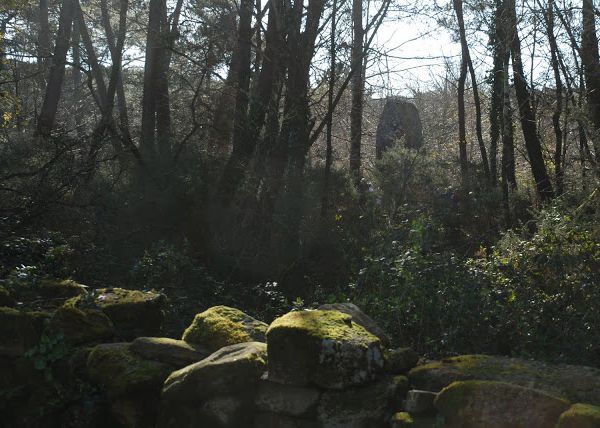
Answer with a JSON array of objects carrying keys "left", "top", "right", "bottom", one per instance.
[
  {"left": 37, "top": 0, "right": 76, "bottom": 136},
  {"left": 350, "top": 0, "right": 364, "bottom": 187},
  {"left": 489, "top": 0, "right": 506, "bottom": 186},
  {"left": 72, "top": 14, "right": 84, "bottom": 137},
  {"left": 506, "top": 0, "right": 553, "bottom": 201},
  {"left": 140, "top": 0, "right": 164, "bottom": 159},
  {"left": 77, "top": 4, "right": 108, "bottom": 111},
  {"left": 321, "top": 0, "right": 337, "bottom": 217},
  {"left": 218, "top": 0, "right": 285, "bottom": 206},
  {"left": 581, "top": 0, "right": 600, "bottom": 163},
  {"left": 453, "top": 0, "right": 490, "bottom": 182},
  {"left": 544, "top": 0, "right": 564, "bottom": 195},
  {"left": 38, "top": 0, "right": 51, "bottom": 67},
  {"left": 456, "top": 20, "right": 469, "bottom": 185},
  {"left": 216, "top": 0, "right": 254, "bottom": 204}
]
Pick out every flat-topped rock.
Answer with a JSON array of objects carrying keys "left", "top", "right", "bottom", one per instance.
[
  {"left": 159, "top": 342, "right": 267, "bottom": 428},
  {"left": 130, "top": 337, "right": 209, "bottom": 368},
  {"left": 267, "top": 310, "right": 384, "bottom": 389},
  {"left": 409, "top": 354, "right": 600, "bottom": 405},
  {"left": 67, "top": 287, "right": 166, "bottom": 340}
]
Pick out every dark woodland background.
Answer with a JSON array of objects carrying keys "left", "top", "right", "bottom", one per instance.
[{"left": 1, "top": 0, "right": 600, "bottom": 365}]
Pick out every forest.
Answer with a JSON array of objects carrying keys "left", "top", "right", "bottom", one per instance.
[{"left": 1, "top": 0, "right": 600, "bottom": 426}]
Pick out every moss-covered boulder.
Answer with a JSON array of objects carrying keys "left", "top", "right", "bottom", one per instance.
[
  {"left": 8, "top": 279, "right": 87, "bottom": 309},
  {"left": 181, "top": 305, "right": 268, "bottom": 353},
  {"left": 434, "top": 380, "right": 571, "bottom": 428},
  {"left": 130, "top": 337, "right": 209, "bottom": 368},
  {"left": 159, "top": 341, "right": 267, "bottom": 428},
  {"left": 267, "top": 310, "right": 384, "bottom": 389},
  {"left": 68, "top": 288, "right": 166, "bottom": 340},
  {"left": 255, "top": 379, "right": 321, "bottom": 418},
  {"left": 556, "top": 403, "right": 600, "bottom": 428},
  {"left": 409, "top": 354, "right": 600, "bottom": 406},
  {"left": 316, "top": 375, "right": 406, "bottom": 428},
  {"left": 385, "top": 347, "right": 419, "bottom": 374},
  {"left": 0, "top": 307, "right": 49, "bottom": 357},
  {"left": 318, "top": 303, "right": 390, "bottom": 346},
  {"left": 87, "top": 342, "right": 174, "bottom": 428},
  {"left": 45, "top": 306, "right": 114, "bottom": 345},
  {"left": 87, "top": 342, "right": 173, "bottom": 398}
]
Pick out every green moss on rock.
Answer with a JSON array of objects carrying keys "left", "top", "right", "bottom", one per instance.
[
  {"left": 182, "top": 305, "right": 267, "bottom": 352},
  {"left": 409, "top": 354, "right": 600, "bottom": 406},
  {"left": 267, "top": 310, "right": 384, "bottom": 389},
  {"left": 557, "top": 403, "right": 600, "bottom": 428},
  {"left": 434, "top": 380, "right": 570, "bottom": 428},
  {"left": 0, "top": 307, "right": 50, "bottom": 357},
  {"left": 68, "top": 288, "right": 166, "bottom": 340},
  {"left": 46, "top": 306, "right": 114, "bottom": 345},
  {"left": 87, "top": 342, "right": 173, "bottom": 398}
]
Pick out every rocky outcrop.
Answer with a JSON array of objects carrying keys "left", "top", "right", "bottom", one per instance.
[
  {"left": 434, "top": 380, "right": 571, "bottom": 428},
  {"left": 267, "top": 310, "right": 384, "bottom": 389},
  {"left": 182, "top": 305, "right": 268, "bottom": 353}
]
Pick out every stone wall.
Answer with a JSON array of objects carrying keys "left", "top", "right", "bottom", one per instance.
[{"left": 2, "top": 283, "right": 600, "bottom": 427}]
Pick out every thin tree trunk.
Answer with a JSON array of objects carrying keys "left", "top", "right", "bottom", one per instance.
[
  {"left": 72, "top": 14, "right": 84, "bottom": 137},
  {"left": 454, "top": 0, "right": 490, "bottom": 181},
  {"left": 456, "top": 27, "right": 469, "bottom": 185},
  {"left": 350, "top": 0, "right": 364, "bottom": 187},
  {"left": 544, "top": 0, "right": 564, "bottom": 195},
  {"left": 218, "top": 0, "right": 284, "bottom": 206},
  {"left": 489, "top": 0, "right": 505, "bottom": 185},
  {"left": 216, "top": 0, "right": 254, "bottom": 205},
  {"left": 581, "top": 0, "right": 600, "bottom": 163},
  {"left": 37, "top": 0, "right": 76, "bottom": 136},
  {"left": 506, "top": 0, "right": 553, "bottom": 200},
  {"left": 321, "top": 0, "right": 337, "bottom": 217},
  {"left": 38, "top": 0, "right": 51, "bottom": 67}
]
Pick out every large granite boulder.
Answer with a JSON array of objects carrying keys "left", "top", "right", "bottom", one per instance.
[
  {"left": 409, "top": 354, "right": 600, "bottom": 406},
  {"left": 556, "top": 403, "right": 600, "bottom": 428},
  {"left": 130, "top": 337, "right": 209, "bottom": 368},
  {"left": 182, "top": 305, "right": 268, "bottom": 353},
  {"left": 434, "top": 380, "right": 571, "bottom": 428},
  {"left": 159, "top": 341, "right": 267, "bottom": 428},
  {"left": 317, "top": 303, "right": 390, "bottom": 346},
  {"left": 267, "top": 310, "right": 384, "bottom": 389},
  {"left": 67, "top": 288, "right": 166, "bottom": 340},
  {"left": 316, "top": 375, "right": 407, "bottom": 428}
]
